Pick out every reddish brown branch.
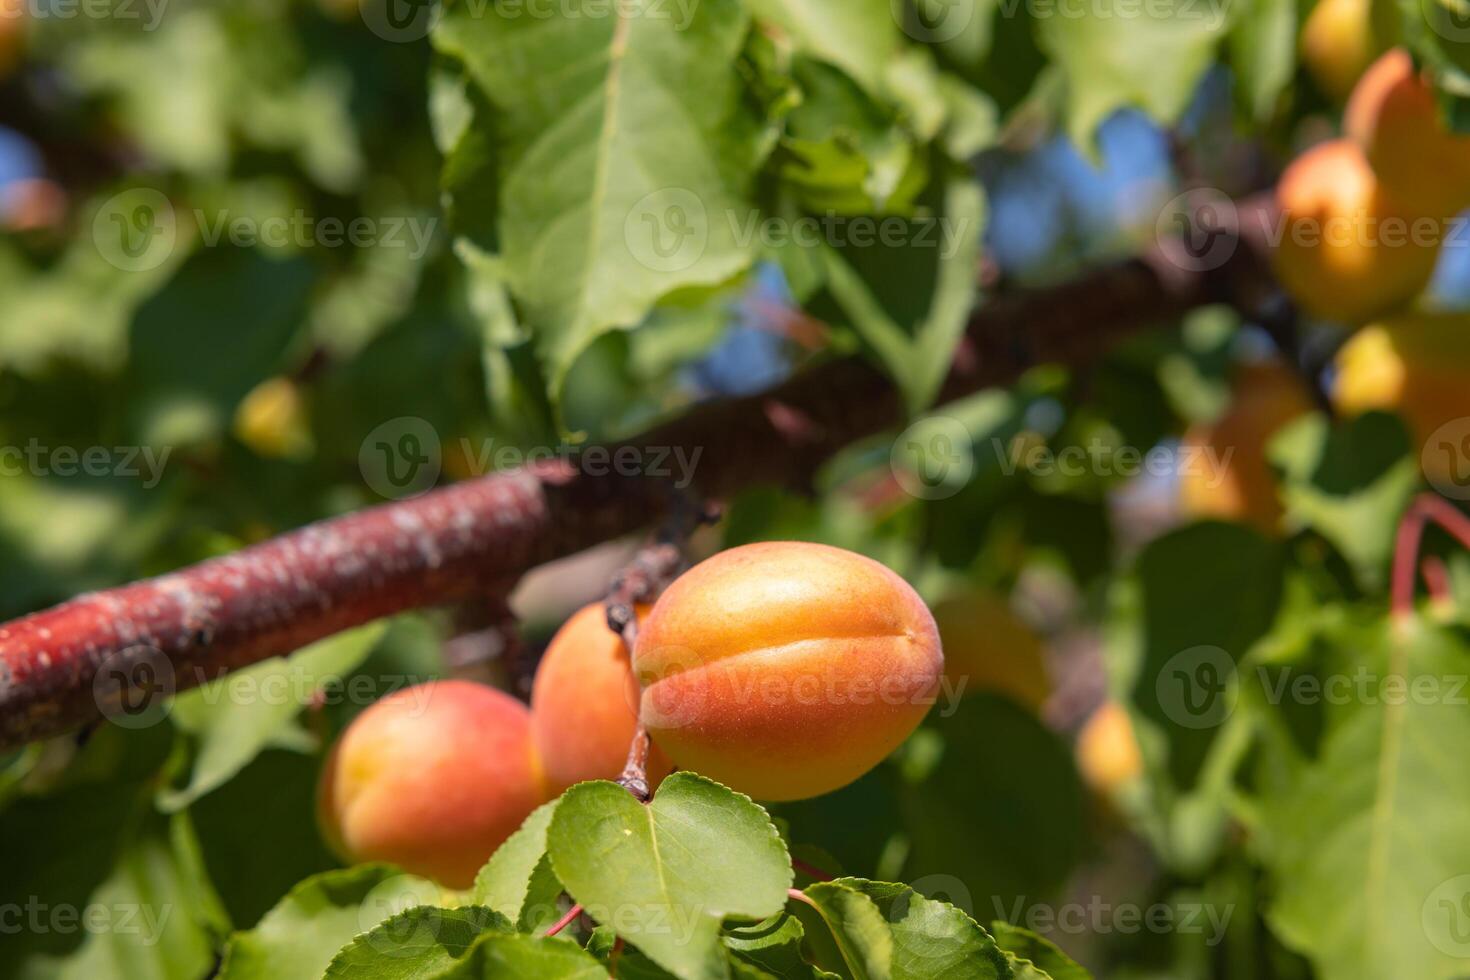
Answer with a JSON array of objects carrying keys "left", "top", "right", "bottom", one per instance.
[{"left": 0, "top": 199, "right": 1274, "bottom": 750}]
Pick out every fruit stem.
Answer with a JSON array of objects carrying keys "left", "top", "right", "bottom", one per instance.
[
  {"left": 791, "top": 857, "right": 834, "bottom": 882},
  {"left": 615, "top": 725, "right": 654, "bottom": 803},
  {"left": 544, "top": 903, "right": 583, "bottom": 938},
  {"left": 1422, "top": 556, "right": 1453, "bottom": 615},
  {"left": 1392, "top": 494, "right": 1470, "bottom": 625}
]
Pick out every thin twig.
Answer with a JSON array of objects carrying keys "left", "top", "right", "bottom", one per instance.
[
  {"left": 1391, "top": 494, "right": 1470, "bottom": 624},
  {"left": 544, "top": 903, "right": 583, "bottom": 938}
]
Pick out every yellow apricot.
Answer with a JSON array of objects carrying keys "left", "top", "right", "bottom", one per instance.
[
  {"left": 1301, "top": 0, "right": 1381, "bottom": 102},
  {"left": 633, "top": 542, "right": 943, "bottom": 802},
  {"left": 234, "top": 376, "right": 312, "bottom": 459},
  {"left": 1076, "top": 702, "right": 1143, "bottom": 795},
  {"left": 931, "top": 592, "right": 1048, "bottom": 711},
  {"left": 1333, "top": 312, "right": 1470, "bottom": 486}
]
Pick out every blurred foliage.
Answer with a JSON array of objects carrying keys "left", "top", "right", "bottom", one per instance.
[{"left": 0, "top": 0, "right": 1468, "bottom": 978}]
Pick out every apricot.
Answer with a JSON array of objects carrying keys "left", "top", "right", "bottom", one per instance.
[
  {"left": 317, "top": 680, "right": 547, "bottom": 889},
  {"left": 1332, "top": 312, "right": 1470, "bottom": 485},
  {"left": 1178, "top": 361, "right": 1316, "bottom": 533},
  {"left": 530, "top": 602, "right": 671, "bottom": 795},
  {"left": 633, "top": 541, "right": 943, "bottom": 802},
  {"left": 1076, "top": 702, "right": 1143, "bottom": 795},
  {"left": 234, "top": 376, "right": 312, "bottom": 459},
  {"left": 1346, "top": 49, "right": 1470, "bottom": 217},
  {"left": 1300, "top": 0, "right": 1380, "bottom": 101},
  {"left": 1271, "top": 139, "right": 1440, "bottom": 324},
  {"left": 931, "top": 592, "right": 1048, "bottom": 711}
]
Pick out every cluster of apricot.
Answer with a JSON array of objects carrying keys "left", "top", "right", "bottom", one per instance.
[
  {"left": 1181, "top": 47, "right": 1470, "bottom": 533},
  {"left": 316, "top": 541, "right": 951, "bottom": 887},
  {"left": 1274, "top": 49, "right": 1470, "bottom": 324}
]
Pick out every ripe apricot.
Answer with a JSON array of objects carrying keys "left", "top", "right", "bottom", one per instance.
[
  {"left": 1300, "top": 0, "right": 1380, "bottom": 101},
  {"left": 1178, "top": 361, "right": 1316, "bottom": 533},
  {"left": 1333, "top": 312, "right": 1470, "bottom": 485},
  {"left": 1076, "top": 701, "right": 1143, "bottom": 795},
  {"left": 931, "top": 592, "right": 1048, "bottom": 711},
  {"left": 633, "top": 541, "right": 943, "bottom": 802},
  {"left": 317, "top": 680, "right": 546, "bottom": 889},
  {"left": 1271, "top": 139, "right": 1440, "bottom": 324},
  {"left": 1346, "top": 49, "right": 1470, "bottom": 217},
  {"left": 530, "top": 602, "right": 671, "bottom": 795}
]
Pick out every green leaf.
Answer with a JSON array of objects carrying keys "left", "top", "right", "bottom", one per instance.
[
  {"left": 472, "top": 802, "right": 565, "bottom": 932},
  {"left": 324, "top": 905, "right": 511, "bottom": 977},
  {"left": 818, "top": 170, "right": 985, "bottom": 414},
  {"left": 802, "top": 878, "right": 1014, "bottom": 979},
  {"left": 547, "top": 774, "right": 793, "bottom": 978},
  {"left": 1271, "top": 412, "right": 1420, "bottom": 591},
  {"left": 799, "top": 882, "right": 892, "bottom": 979},
  {"left": 22, "top": 824, "right": 216, "bottom": 980},
  {"left": 218, "top": 865, "right": 443, "bottom": 980},
  {"left": 466, "top": 934, "right": 609, "bottom": 978},
  {"left": 991, "top": 922, "right": 1092, "bottom": 980},
  {"left": 160, "top": 622, "right": 388, "bottom": 812},
  {"left": 1130, "top": 522, "right": 1284, "bottom": 786},
  {"left": 1036, "top": 0, "right": 1228, "bottom": 147},
  {"left": 725, "top": 913, "right": 820, "bottom": 977},
  {"left": 1257, "top": 622, "right": 1470, "bottom": 980},
  {"left": 125, "top": 248, "right": 316, "bottom": 449},
  {"left": 780, "top": 57, "right": 931, "bottom": 215},
  {"left": 1227, "top": 0, "right": 1296, "bottom": 118},
  {"left": 898, "top": 696, "right": 1087, "bottom": 917},
  {"left": 434, "top": 0, "right": 770, "bottom": 403},
  {"left": 746, "top": 0, "right": 902, "bottom": 97}
]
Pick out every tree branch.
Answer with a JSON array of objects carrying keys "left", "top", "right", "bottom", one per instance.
[{"left": 0, "top": 197, "right": 1276, "bottom": 750}]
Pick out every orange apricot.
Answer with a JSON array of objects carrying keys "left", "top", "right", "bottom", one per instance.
[
  {"left": 1178, "top": 361, "right": 1316, "bottom": 533},
  {"left": 317, "top": 680, "right": 546, "bottom": 889},
  {"left": 1271, "top": 139, "right": 1440, "bottom": 324},
  {"left": 1346, "top": 49, "right": 1470, "bottom": 217},
  {"left": 530, "top": 602, "right": 671, "bottom": 795},
  {"left": 633, "top": 541, "right": 943, "bottom": 802}
]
